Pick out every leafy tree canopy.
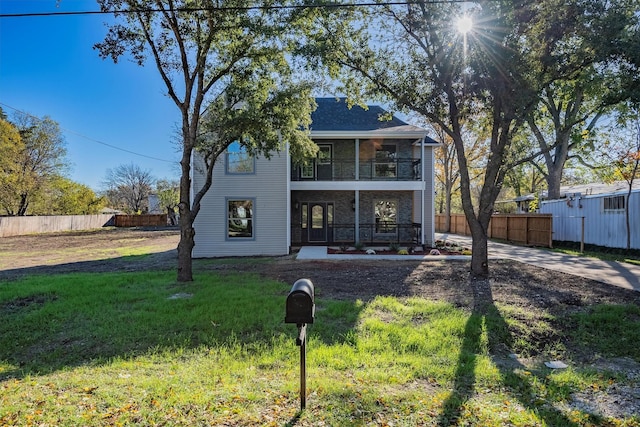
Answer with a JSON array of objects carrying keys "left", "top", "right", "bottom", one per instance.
[
  {"left": 95, "top": 0, "right": 318, "bottom": 281},
  {"left": 0, "top": 113, "right": 67, "bottom": 216}
]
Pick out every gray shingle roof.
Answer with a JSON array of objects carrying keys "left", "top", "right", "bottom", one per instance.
[
  {"left": 311, "top": 97, "right": 411, "bottom": 131},
  {"left": 310, "top": 97, "right": 438, "bottom": 144}
]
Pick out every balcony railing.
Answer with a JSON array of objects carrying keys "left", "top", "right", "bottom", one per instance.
[
  {"left": 291, "top": 158, "right": 422, "bottom": 181},
  {"left": 291, "top": 222, "right": 422, "bottom": 245}
]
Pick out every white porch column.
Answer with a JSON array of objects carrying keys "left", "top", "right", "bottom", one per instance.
[
  {"left": 420, "top": 138, "right": 426, "bottom": 246},
  {"left": 354, "top": 190, "right": 360, "bottom": 244},
  {"left": 355, "top": 138, "right": 360, "bottom": 243}
]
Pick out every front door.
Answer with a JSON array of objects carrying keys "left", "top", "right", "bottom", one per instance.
[
  {"left": 308, "top": 203, "right": 327, "bottom": 242},
  {"left": 306, "top": 202, "right": 334, "bottom": 242}
]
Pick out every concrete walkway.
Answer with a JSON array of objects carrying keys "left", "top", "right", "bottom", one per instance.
[{"left": 297, "top": 233, "right": 640, "bottom": 292}]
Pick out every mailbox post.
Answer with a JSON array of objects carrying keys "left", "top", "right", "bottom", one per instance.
[{"left": 285, "top": 279, "right": 314, "bottom": 411}]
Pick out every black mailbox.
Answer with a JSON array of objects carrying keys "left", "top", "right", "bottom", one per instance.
[{"left": 285, "top": 279, "right": 315, "bottom": 324}]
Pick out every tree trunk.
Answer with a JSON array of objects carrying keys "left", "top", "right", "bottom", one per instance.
[
  {"left": 467, "top": 215, "right": 490, "bottom": 278},
  {"left": 177, "top": 201, "right": 195, "bottom": 282},
  {"left": 17, "top": 193, "right": 29, "bottom": 216},
  {"left": 444, "top": 180, "right": 452, "bottom": 232},
  {"left": 176, "top": 129, "right": 197, "bottom": 282},
  {"left": 546, "top": 165, "right": 564, "bottom": 200}
]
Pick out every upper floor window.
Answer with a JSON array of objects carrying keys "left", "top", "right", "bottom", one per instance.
[
  {"left": 375, "top": 144, "right": 397, "bottom": 178},
  {"left": 604, "top": 195, "right": 625, "bottom": 212},
  {"left": 301, "top": 163, "right": 314, "bottom": 178},
  {"left": 300, "top": 144, "right": 332, "bottom": 179},
  {"left": 318, "top": 145, "right": 332, "bottom": 165},
  {"left": 375, "top": 200, "right": 397, "bottom": 234},
  {"left": 226, "top": 141, "right": 255, "bottom": 174}
]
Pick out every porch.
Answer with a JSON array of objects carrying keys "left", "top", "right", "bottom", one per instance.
[
  {"left": 291, "top": 189, "right": 427, "bottom": 246},
  {"left": 290, "top": 222, "right": 422, "bottom": 245}
]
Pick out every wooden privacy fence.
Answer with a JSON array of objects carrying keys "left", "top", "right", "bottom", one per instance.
[
  {"left": 114, "top": 214, "right": 167, "bottom": 227},
  {"left": 435, "top": 213, "right": 553, "bottom": 248},
  {"left": 0, "top": 214, "right": 115, "bottom": 237}
]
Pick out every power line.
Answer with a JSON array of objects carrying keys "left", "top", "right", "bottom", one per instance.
[
  {"left": 0, "top": 102, "right": 178, "bottom": 164},
  {"left": 0, "top": 0, "right": 469, "bottom": 18}
]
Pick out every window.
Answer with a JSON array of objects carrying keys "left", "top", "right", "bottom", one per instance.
[
  {"left": 226, "top": 141, "right": 255, "bottom": 174},
  {"left": 318, "top": 145, "right": 332, "bottom": 165},
  {"left": 300, "top": 145, "right": 332, "bottom": 179},
  {"left": 301, "top": 203, "right": 308, "bottom": 228},
  {"left": 604, "top": 195, "right": 625, "bottom": 211},
  {"left": 375, "top": 200, "right": 397, "bottom": 234},
  {"left": 375, "top": 144, "right": 397, "bottom": 178},
  {"left": 311, "top": 205, "right": 324, "bottom": 229},
  {"left": 301, "top": 163, "right": 314, "bottom": 178},
  {"left": 227, "top": 199, "right": 254, "bottom": 238}
]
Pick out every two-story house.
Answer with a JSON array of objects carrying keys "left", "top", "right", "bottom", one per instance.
[{"left": 191, "top": 98, "right": 439, "bottom": 257}]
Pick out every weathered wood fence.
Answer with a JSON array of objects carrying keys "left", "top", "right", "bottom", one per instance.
[
  {"left": 435, "top": 213, "right": 553, "bottom": 248},
  {"left": 0, "top": 214, "right": 115, "bottom": 238},
  {"left": 1, "top": 214, "right": 169, "bottom": 237}
]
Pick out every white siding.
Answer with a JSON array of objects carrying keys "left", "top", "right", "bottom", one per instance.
[
  {"left": 412, "top": 145, "right": 436, "bottom": 246},
  {"left": 192, "top": 151, "right": 290, "bottom": 257},
  {"left": 540, "top": 190, "right": 640, "bottom": 250}
]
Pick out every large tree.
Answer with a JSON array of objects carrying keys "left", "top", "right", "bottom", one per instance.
[
  {"left": 0, "top": 118, "right": 23, "bottom": 215},
  {"left": 29, "top": 176, "right": 106, "bottom": 215},
  {"left": 302, "top": 0, "right": 638, "bottom": 277},
  {"left": 103, "top": 163, "right": 155, "bottom": 213},
  {"left": 524, "top": 0, "right": 639, "bottom": 199},
  {"left": 95, "top": 0, "right": 316, "bottom": 281},
  {"left": 302, "top": 0, "right": 544, "bottom": 277},
  {"left": 0, "top": 113, "right": 67, "bottom": 216}
]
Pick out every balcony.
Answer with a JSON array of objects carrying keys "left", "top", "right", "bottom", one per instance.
[{"left": 291, "top": 158, "right": 422, "bottom": 181}]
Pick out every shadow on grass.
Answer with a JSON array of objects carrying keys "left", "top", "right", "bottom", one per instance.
[
  {"left": 0, "top": 249, "right": 178, "bottom": 282},
  {"left": 0, "top": 257, "right": 365, "bottom": 382},
  {"left": 437, "top": 277, "right": 582, "bottom": 426}
]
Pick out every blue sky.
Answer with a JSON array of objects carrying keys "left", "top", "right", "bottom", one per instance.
[{"left": 0, "top": 0, "right": 182, "bottom": 191}]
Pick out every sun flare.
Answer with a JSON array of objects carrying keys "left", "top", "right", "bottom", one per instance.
[{"left": 456, "top": 16, "right": 473, "bottom": 34}]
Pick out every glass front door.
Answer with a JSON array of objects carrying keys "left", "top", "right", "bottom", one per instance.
[{"left": 308, "top": 203, "right": 327, "bottom": 242}]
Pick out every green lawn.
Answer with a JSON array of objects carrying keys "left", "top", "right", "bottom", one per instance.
[{"left": 1, "top": 263, "right": 639, "bottom": 426}]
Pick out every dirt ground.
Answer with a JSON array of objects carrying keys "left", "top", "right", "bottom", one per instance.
[
  {"left": 2, "top": 227, "right": 640, "bottom": 317},
  {"left": 3, "top": 227, "right": 639, "bottom": 349},
  {"left": 2, "top": 227, "right": 640, "bottom": 418}
]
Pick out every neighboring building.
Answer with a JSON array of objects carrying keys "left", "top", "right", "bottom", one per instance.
[
  {"left": 514, "top": 194, "right": 535, "bottom": 213},
  {"left": 538, "top": 181, "right": 640, "bottom": 250},
  {"left": 148, "top": 193, "right": 162, "bottom": 214},
  {"left": 191, "top": 97, "right": 439, "bottom": 257}
]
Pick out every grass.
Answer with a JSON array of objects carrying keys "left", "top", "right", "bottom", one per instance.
[
  {"left": 550, "top": 242, "right": 640, "bottom": 266},
  {"left": 1, "top": 267, "right": 640, "bottom": 425}
]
